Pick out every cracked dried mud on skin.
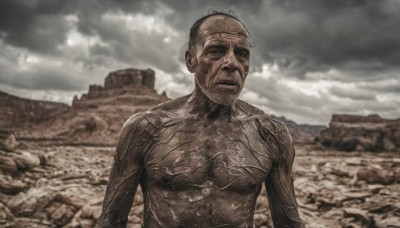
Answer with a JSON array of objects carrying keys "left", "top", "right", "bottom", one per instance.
[{"left": 97, "top": 96, "right": 304, "bottom": 228}]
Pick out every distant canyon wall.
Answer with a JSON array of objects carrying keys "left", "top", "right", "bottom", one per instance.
[
  {"left": 318, "top": 114, "right": 400, "bottom": 152},
  {"left": 0, "top": 91, "right": 68, "bottom": 128}
]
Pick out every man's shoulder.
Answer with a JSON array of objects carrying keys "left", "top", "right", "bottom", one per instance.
[
  {"left": 236, "top": 99, "right": 288, "bottom": 130},
  {"left": 149, "top": 95, "right": 189, "bottom": 113},
  {"left": 123, "top": 96, "right": 189, "bottom": 130},
  {"left": 235, "top": 99, "right": 291, "bottom": 141},
  {"left": 235, "top": 99, "right": 265, "bottom": 117}
]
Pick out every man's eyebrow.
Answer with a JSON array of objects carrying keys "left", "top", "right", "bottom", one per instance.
[
  {"left": 235, "top": 43, "right": 251, "bottom": 49},
  {"left": 204, "top": 41, "right": 227, "bottom": 47}
]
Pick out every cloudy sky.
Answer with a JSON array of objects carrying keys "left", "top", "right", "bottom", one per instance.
[{"left": 1, "top": 0, "right": 399, "bottom": 125}]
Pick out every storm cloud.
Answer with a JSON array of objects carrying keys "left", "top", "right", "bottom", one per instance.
[{"left": 0, "top": 0, "right": 399, "bottom": 125}]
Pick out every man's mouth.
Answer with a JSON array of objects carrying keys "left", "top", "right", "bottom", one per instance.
[{"left": 215, "top": 80, "right": 238, "bottom": 87}]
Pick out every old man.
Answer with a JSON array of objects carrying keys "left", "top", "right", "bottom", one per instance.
[{"left": 97, "top": 11, "right": 305, "bottom": 228}]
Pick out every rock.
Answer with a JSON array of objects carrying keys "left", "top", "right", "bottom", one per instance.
[
  {"left": 126, "top": 224, "right": 142, "bottom": 228},
  {"left": 130, "top": 205, "right": 143, "bottom": 216},
  {"left": 53, "top": 193, "right": 84, "bottom": 209},
  {"left": 343, "top": 208, "right": 371, "bottom": 225},
  {"left": 0, "top": 201, "right": 14, "bottom": 225},
  {"left": 367, "top": 184, "right": 385, "bottom": 194},
  {"left": 351, "top": 166, "right": 395, "bottom": 185},
  {"left": 6, "top": 188, "right": 50, "bottom": 216},
  {"left": 13, "top": 151, "right": 41, "bottom": 171},
  {"left": 68, "top": 114, "right": 109, "bottom": 136},
  {"left": 79, "top": 218, "right": 95, "bottom": 228},
  {"left": 128, "top": 214, "right": 142, "bottom": 224},
  {"left": 13, "top": 217, "right": 53, "bottom": 227},
  {"left": 375, "top": 215, "right": 400, "bottom": 227},
  {"left": 320, "top": 163, "right": 350, "bottom": 177},
  {"left": 318, "top": 114, "right": 400, "bottom": 152},
  {"left": 80, "top": 205, "right": 101, "bottom": 219},
  {"left": 0, "top": 91, "right": 69, "bottom": 128},
  {"left": 253, "top": 214, "right": 269, "bottom": 227},
  {"left": 47, "top": 202, "right": 76, "bottom": 226},
  {"left": 0, "top": 152, "right": 17, "bottom": 174},
  {"left": 104, "top": 68, "right": 155, "bottom": 90},
  {"left": 73, "top": 68, "right": 159, "bottom": 109},
  {"left": 0, "top": 175, "right": 27, "bottom": 195},
  {"left": 7, "top": 192, "right": 38, "bottom": 216},
  {"left": 337, "top": 192, "right": 371, "bottom": 203},
  {"left": 368, "top": 203, "right": 397, "bottom": 214},
  {"left": 21, "top": 68, "right": 169, "bottom": 146},
  {"left": 317, "top": 196, "right": 341, "bottom": 210},
  {"left": 0, "top": 130, "right": 16, "bottom": 152}
]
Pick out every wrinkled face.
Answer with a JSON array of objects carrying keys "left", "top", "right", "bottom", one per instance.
[{"left": 186, "top": 16, "right": 250, "bottom": 105}]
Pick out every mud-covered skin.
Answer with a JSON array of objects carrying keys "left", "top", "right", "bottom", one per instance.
[
  {"left": 96, "top": 96, "right": 304, "bottom": 228},
  {"left": 97, "top": 14, "right": 304, "bottom": 228}
]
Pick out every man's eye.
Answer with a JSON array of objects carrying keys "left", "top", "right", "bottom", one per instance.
[
  {"left": 210, "top": 49, "right": 223, "bottom": 55},
  {"left": 236, "top": 51, "right": 249, "bottom": 59}
]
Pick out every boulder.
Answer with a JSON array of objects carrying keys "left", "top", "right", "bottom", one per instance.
[
  {"left": 0, "top": 130, "right": 16, "bottom": 152},
  {"left": 13, "top": 151, "right": 41, "bottom": 171},
  {"left": 351, "top": 166, "right": 395, "bottom": 185},
  {"left": 0, "top": 174, "right": 27, "bottom": 195},
  {"left": 0, "top": 152, "right": 17, "bottom": 174}
]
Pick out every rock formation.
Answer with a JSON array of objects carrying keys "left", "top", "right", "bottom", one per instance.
[
  {"left": 19, "top": 68, "right": 169, "bottom": 146},
  {"left": 318, "top": 114, "right": 400, "bottom": 152},
  {"left": 104, "top": 68, "right": 155, "bottom": 89},
  {"left": 0, "top": 91, "right": 68, "bottom": 128},
  {"left": 72, "top": 68, "right": 158, "bottom": 108}
]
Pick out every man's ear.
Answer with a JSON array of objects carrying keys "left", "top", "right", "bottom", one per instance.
[{"left": 185, "top": 50, "right": 196, "bottom": 73}]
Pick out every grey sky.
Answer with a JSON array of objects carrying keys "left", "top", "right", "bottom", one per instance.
[{"left": 0, "top": 0, "right": 399, "bottom": 125}]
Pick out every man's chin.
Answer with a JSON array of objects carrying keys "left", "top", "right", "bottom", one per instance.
[{"left": 208, "top": 93, "right": 239, "bottom": 105}]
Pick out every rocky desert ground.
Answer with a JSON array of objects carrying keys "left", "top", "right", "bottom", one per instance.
[
  {"left": 1, "top": 141, "right": 399, "bottom": 228},
  {"left": 1, "top": 68, "right": 399, "bottom": 228}
]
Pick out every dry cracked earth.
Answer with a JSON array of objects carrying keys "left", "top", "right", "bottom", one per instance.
[{"left": 1, "top": 142, "right": 399, "bottom": 228}]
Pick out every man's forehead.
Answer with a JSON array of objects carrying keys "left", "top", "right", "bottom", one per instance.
[
  {"left": 199, "top": 16, "right": 249, "bottom": 39},
  {"left": 203, "top": 36, "right": 250, "bottom": 49}
]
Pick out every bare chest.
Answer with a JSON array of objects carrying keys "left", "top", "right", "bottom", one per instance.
[{"left": 144, "top": 119, "right": 272, "bottom": 192}]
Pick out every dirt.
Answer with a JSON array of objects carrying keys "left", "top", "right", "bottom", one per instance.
[{"left": 0, "top": 142, "right": 399, "bottom": 228}]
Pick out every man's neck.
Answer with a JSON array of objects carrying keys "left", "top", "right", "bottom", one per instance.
[{"left": 186, "top": 87, "right": 237, "bottom": 120}]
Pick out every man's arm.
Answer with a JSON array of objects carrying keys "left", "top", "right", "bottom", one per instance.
[
  {"left": 96, "top": 114, "right": 149, "bottom": 227},
  {"left": 260, "top": 119, "right": 305, "bottom": 228}
]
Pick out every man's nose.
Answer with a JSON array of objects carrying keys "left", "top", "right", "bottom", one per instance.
[{"left": 222, "top": 50, "right": 238, "bottom": 72}]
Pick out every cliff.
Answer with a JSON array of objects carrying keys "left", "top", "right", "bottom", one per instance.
[
  {"left": 0, "top": 91, "right": 68, "bottom": 128},
  {"left": 318, "top": 114, "right": 400, "bottom": 152}
]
